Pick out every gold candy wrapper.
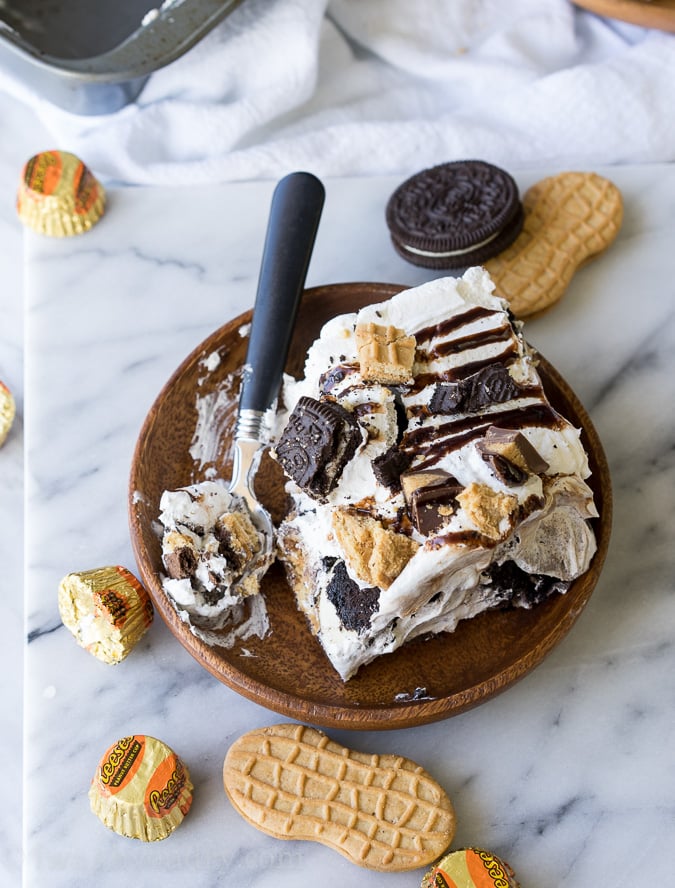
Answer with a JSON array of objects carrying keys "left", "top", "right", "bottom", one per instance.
[
  {"left": 422, "top": 847, "right": 520, "bottom": 888},
  {"left": 16, "top": 150, "right": 106, "bottom": 237},
  {"left": 58, "top": 566, "right": 153, "bottom": 664},
  {"left": 0, "top": 381, "right": 15, "bottom": 447},
  {"left": 89, "top": 735, "right": 193, "bottom": 842}
]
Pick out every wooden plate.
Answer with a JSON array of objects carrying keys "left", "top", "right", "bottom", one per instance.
[
  {"left": 571, "top": 0, "right": 675, "bottom": 33},
  {"left": 129, "top": 283, "right": 612, "bottom": 731}
]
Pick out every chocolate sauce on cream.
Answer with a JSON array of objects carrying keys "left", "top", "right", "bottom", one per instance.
[
  {"left": 413, "top": 305, "right": 499, "bottom": 343},
  {"left": 404, "top": 403, "right": 562, "bottom": 470}
]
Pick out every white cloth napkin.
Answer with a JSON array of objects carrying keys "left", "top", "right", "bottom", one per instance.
[{"left": 2, "top": 0, "right": 674, "bottom": 185}]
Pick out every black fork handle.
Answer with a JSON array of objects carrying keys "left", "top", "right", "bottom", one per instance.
[{"left": 238, "top": 171, "right": 325, "bottom": 414}]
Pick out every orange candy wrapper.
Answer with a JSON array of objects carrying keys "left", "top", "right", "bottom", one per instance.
[
  {"left": 58, "top": 566, "right": 153, "bottom": 664},
  {"left": 89, "top": 735, "right": 193, "bottom": 841},
  {"left": 422, "top": 847, "right": 520, "bottom": 888},
  {"left": 17, "top": 150, "right": 106, "bottom": 237}
]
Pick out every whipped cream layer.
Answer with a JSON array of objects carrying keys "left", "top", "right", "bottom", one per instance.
[{"left": 274, "top": 268, "right": 598, "bottom": 681}]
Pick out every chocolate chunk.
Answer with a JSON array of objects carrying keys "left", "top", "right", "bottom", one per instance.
[
  {"left": 483, "top": 560, "right": 569, "bottom": 608},
  {"left": 325, "top": 561, "right": 380, "bottom": 633},
  {"left": 409, "top": 475, "right": 463, "bottom": 536},
  {"left": 371, "top": 445, "right": 413, "bottom": 491},
  {"left": 276, "top": 396, "right": 362, "bottom": 499},
  {"left": 480, "top": 452, "right": 528, "bottom": 486},
  {"left": 164, "top": 546, "right": 198, "bottom": 580},
  {"left": 430, "top": 363, "right": 519, "bottom": 414}
]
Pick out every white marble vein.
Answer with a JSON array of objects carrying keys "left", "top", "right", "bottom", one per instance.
[{"left": 23, "top": 166, "right": 675, "bottom": 887}]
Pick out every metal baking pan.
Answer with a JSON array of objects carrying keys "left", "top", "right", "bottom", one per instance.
[{"left": 0, "top": 0, "right": 245, "bottom": 115}]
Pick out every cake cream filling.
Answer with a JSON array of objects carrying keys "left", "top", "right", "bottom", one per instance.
[
  {"left": 399, "top": 228, "right": 502, "bottom": 258},
  {"left": 273, "top": 268, "right": 599, "bottom": 681}
]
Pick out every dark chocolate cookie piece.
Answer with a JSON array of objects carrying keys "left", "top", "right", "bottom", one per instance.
[
  {"left": 275, "top": 395, "right": 362, "bottom": 499},
  {"left": 429, "top": 362, "right": 520, "bottom": 414},
  {"left": 483, "top": 560, "right": 570, "bottom": 609},
  {"left": 325, "top": 561, "right": 380, "bottom": 633},
  {"left": 386, "top": 160, "right": 523, "bottom": 269}
]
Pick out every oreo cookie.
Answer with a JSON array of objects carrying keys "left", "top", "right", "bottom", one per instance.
[
  {"left": 385, "top": 160, "right": 523, "bottom": 269},
  {"left": 275, "top": 396, "right": 362, "bottom": 499}
]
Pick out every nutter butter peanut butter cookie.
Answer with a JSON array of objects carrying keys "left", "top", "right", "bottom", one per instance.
[
  {"left": 485, "top": 171, "right": 623, "bottom": 317},
  {"left": 273, "top": 268, "right": 599, "bottom": 681},
  {"left": 89, "top": 735, "right": 193, "bottom": 841},
  {"left": 223, "top": 723, "right": 455, "bottom": 872},
  {"left": 58, "top": 566, "right": 153, "bottom": 664}
]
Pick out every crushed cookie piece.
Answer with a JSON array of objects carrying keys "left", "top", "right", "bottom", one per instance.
[
  {"left": 457, "top": 482, "right": 518, "bottom": 540},
  {"left": 214, "top": 510, "right": 261, "bottom": 573},
  {"left": 331, "top": 509, "right": 419, "bottom": 589}
]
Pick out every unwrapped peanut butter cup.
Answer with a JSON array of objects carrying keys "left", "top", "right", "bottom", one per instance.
[
  {"left": 17, "top": 150, "right": 106, "bottom": 237},
  {"left": 58, "top": 566, "right": 153, "bottom": 664},
  {"left": 89, "top": 735, "right": 193, "bottom": 841}
]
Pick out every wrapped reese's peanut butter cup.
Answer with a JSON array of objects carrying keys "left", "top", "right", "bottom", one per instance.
[
  {"left": 58, "top": 566, "right": 153, "bottom": 664},
  {"left": 17, "top": 150, "right": 106, "bottom": 237},
  {"left": 421, "top": 847, "right": 520, "bottom": 888},
  {"left": 89, "top": 735, "right": 193, "bottom": 841},
  {"left": 0, "top": 380, "right": 15, "bottom": 447}
]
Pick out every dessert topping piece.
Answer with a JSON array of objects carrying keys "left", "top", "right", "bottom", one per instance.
[
  {"left": 16, "top": 150, "right": 106, "bottom": 237},
  {"left": 275, "top": 395, "right": 362, "bottom": 499},
  {"left": 89, "top": 735, "right": 193, "bottom": 842},
  {"left": 406, "top": 473, "right": 464, "bottom": 536},
  {"left": 477, "top": 425, "right": 549, "bottom": 474},
  {"left": 355, "top": 321, "right": 416, "bottom": 384},
  {"left": 58, "top": 566, "right": 154, "bottom": 665},
  {"left": 223, "top": 723, "right": 456, "bottom": 872},
  {"left": 429, "top": 362, "right": 518, "bottom": 414},
  {"left": 0, "top": 380, "right": 16, "bottom": 447},
  {"left": 456, "top": 482, "right": 518, "bottom": 540},
  {"left": 331, "top": 509, "right": 419, "bottom": 589},
  {"left": 371, "top": 444, "right": 413, "bottom": 491}
]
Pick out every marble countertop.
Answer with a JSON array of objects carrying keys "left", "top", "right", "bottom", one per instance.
[{"left": 9, "top": 157, "right": 675, "bottom": 886}]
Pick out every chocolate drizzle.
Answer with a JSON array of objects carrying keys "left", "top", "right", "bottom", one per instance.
[
  {"left": 403, "top": 402, "right": 561, "bottom": 471},
  {"left": 320, "top": 362, "right": 359, "bottom": 394},
  {"left": 413, "top": 306, "right": 499, "bottom": 343}
]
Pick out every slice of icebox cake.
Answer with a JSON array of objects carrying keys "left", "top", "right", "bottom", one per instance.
[{"left": 271, "top": 267, "right": 598, "bottom": 681}]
